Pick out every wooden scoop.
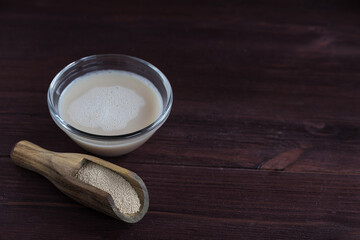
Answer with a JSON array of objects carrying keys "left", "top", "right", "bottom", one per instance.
[{"left": 10, "top": 140, "right": 149, "bottom": 223}]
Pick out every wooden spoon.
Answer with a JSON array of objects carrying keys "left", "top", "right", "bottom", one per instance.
[{"left": 10, "top": 140, "right": 149, "bottom": 223}]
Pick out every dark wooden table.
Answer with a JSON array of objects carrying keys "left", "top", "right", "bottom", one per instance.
[{"left": 1, "top": 1, "right": 360, "bottom": 239}]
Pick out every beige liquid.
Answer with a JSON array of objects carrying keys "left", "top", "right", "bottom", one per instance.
[{"left": 59, "top": 70, "right": 163, "bottom": 136}]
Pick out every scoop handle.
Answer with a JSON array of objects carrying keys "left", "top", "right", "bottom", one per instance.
[
  {"left": 11, "top": 140, "right": 84, "bottom": 179},
  {"left": 11, "top": 140, "right": 55, "bottom": 177}
]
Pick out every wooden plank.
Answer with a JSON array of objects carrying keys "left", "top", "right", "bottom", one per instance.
[
  {"left": 1, "top": 1, "right": 360, "bottom": 239},
  {"left": 1, "top": 157, "right": 359, "bottom": 239},
  {"left": 0, "top": 96, "right": 360, "bottom": 172},
  {"left": 1, "top": 91, "right": 360, "bottom": 173}
]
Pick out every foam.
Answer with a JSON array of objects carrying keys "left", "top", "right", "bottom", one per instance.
[{"left": 67, "top": 85, "right": 145, "bottom": 131}]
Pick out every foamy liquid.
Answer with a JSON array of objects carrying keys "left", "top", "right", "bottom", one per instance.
[{"left": 59, "top": 70, "right": 163, "bottom": 136}]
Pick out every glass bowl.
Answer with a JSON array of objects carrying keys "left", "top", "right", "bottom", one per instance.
[{"left": 47, "top": 54, "right": 173, "bottom": 156}]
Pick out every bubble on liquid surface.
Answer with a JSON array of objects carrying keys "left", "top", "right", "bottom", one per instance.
[{"left": 67, "top": 86, "right": 145, "bottom": 131}]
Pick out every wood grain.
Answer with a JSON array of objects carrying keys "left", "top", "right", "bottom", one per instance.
[
  {"left": 1, "top": 0, "right": 360, "bottom": 239},
  {"left": 2, "top": 157, "right": 360, "bottom": 239}
]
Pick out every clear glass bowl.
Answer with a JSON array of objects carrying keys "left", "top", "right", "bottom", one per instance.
[{"left": 47, "top": 54, "right": 173, "bottom": 156}]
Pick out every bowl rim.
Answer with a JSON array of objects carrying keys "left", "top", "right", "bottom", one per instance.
[{"left": 47, "top": 54, "right": 173, "bottom": 141}]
